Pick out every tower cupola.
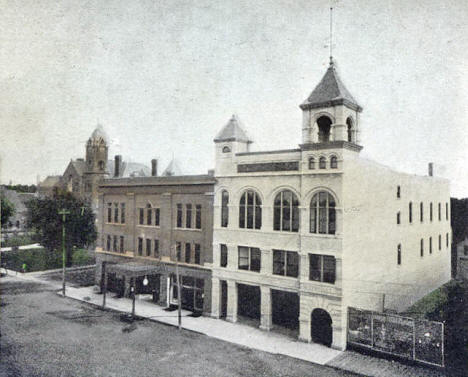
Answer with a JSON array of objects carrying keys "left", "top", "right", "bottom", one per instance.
[{"left": 300, "top": 60, "right": 362, "bottom": 146}]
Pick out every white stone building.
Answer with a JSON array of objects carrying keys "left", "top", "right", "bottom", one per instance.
[{"left": 209, "top": 60, "right": 451, "bottom": 350}]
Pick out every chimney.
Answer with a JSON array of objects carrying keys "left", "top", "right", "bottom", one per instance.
[
  {"left": 428, "top": 162, "right": 434, "bottom": 177},
  {"left": 207, "top": 169, "right": 214, "bottom": 176},
  {"left": 114, "top": 155, "right": 122, "bottom": 177},
  {"left": 151, "top": 159, "right": 158, "bottom": 177}
]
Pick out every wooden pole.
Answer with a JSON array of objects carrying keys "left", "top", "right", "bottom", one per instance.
[{"left": 176, "top": 258, "right": 182, "bottom": 330}]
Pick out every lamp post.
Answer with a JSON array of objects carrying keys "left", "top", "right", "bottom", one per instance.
[
  {"left": 174, "top": 244, "right": 182, "bottom": 330},
  {"left": 58, "top": 209, "right": 70, "bottom": 296}
]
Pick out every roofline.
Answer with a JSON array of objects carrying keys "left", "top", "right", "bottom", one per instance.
[
  {"left": 299, "top": 141, "right": 363, "bottom": 152},
  {"left": 300, "top": 98, "right": 363, "bottom": 112},
  {"left": 236, "top": 148, "right": 301, "bottom": 156},
  {"left": 214, "top": 137, "right": 253, "bottom": 144},
  {"left": 99, "top": 174, "right": 216, "bottom": 188}
]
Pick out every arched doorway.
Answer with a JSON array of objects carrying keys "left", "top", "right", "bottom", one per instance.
[
  {"left": 311, "top": 308, "right": 333, "bottom": 347},
  {"left": 317, "top": 116, "right": 332, "bottom": 143}
]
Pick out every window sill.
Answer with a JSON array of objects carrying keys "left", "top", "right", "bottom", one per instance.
[
  {"left": 105, "top": 222, "right": 126, "bottom": 226},
  {"left": 138, "top": 225, "right": 161, "bottom": 229},
  {"left": 174, "top": 227, "right": 202, "bottom": 232}
]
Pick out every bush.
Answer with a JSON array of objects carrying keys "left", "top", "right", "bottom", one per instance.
[
  {"left": 1, "top": 234, "right": 36, "bottom": 248},
  {"left": 72, "top": 248, "right": 95, "bottom": 266}
]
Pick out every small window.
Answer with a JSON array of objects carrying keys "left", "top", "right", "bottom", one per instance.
[
  {"left": 120, "top": 236, "right": 124, "bottom": 253},
  {"left": 446, "top": 202, "right": 449, "bottom": 221},
  {"left": 114, "top": 203, "right": 119, "bottom": 223},
  {"left": 155, "top": 208, "right": 160, "bottom": 226},
  {"left": 397, "top": 244, "right": 401, "bottom": 265},
  {"left": 146, "top": 239, "right": 152, "bottom": 257},
  {"left": 429, "top": 237, "right": 432, "bottom": 254},
  {"left": 176, "top": 242, "right": 182, "bottom": 261},
  {"left": 330, "top": 156, "right": 338, "bottom": 169},
  {"left": 186, "top": 204, "right": 192, "bottom": 228},
  {"left": 98, "top": 160, "right": 105, "bottom": 171},
  {"left": 273, "top": 250, "right": 299, "bottom": 278},
  {"left": 147, "top": 204, "right": 152, "bottom": 225},
  {"left": 138, "top": 237, "right": 143, "bottom": 256},
  {"left": 195, "top": 205, "right": 202, "bottom": 229},
  {"left": 397, "top": 212, "right": 400, "bottom": 225},
  {"left": 308, "top": 157, "right": 315, "bottom": 170},
  {"left": 397, "top": 186, "right": 401, "bottom": 199},
  {"left": 222, "top": 146, "right": 231, "bottom": 153},
  {"left": 438, "top": 235, "right": 441, "bottom": 250},
  {"left": 176, "top": 204, "right": 183, "bottom": 228},
  {"left": 446, "top": 233, "right": 449, "bottom": 248},
  {"left": 106, "top": 235, "right": 111, "bottom": 251},
  {"left": 221, "top": 190, "right": 229, "bottom": 227},
  {"left": 220, "top": 244, "right": 228, "bottom": 267},
  {"left": 409, "top": 202, "right": 413, "bottom": 223},
  {"left": 420, "top": 239, "right": 424, "bottom": 257},
  {"left": 346, "top": 117, "right": 354, "bottom": 142},
  {"left": 121, "top": 203, "right": 126, "bottom": 224},
  {"left": 139, "top": 208, "right": 144, "bottom": 225},
  {"left": 185, "top": 243, "right": 191, "bottom": 263},
  {"left": 107, "top": 203, "right": 112, "bottom": 223},
  {"left": 430, "top": 202, "right": 433, "bottom": 221},
  {"left": 194, "top": 244, "right": 201, "bottom": 264},
  {"left": 113, "top": 235, "right": 118, "bottom": 252},
  {"left": 319, "top": 157, "right": 326, "bottom": 169},
  {"left": 420, "top": 202, "right": 423, "bottom": 222},
  {"left": 154, "top": 239, "right": 159, "bottom": 258},
  {"left": 438, "top": 203, "right": 441, "bottom": 221}
]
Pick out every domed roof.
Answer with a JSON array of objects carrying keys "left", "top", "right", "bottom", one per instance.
[{"left": 89, "top": 124, "right": 108, "bottom": 144}]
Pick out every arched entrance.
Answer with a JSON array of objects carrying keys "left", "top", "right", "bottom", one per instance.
[{"left": 311, "top": 308, "right": 333, "bottom": 347}]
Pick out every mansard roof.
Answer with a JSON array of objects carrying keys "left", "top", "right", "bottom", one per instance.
[
  {"left": 300, "top": 60, "right": 362, "bottom": 112},
  {"left": 214, "top": 114, "right": 252, "bottom": 143}
]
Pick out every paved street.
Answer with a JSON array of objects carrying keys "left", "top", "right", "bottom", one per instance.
[{"left": 0, "top": 277, "right": 361, "bottom": 377}]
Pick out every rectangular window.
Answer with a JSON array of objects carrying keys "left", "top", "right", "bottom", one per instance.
[
  {"left": 146, "top": 239, "right": 152, "bottom": 257},
  {"left": 113, "top": 235, "right": 118, "bottom": 252},
  {"left": 238, "top": 246, "right": 261, "bottom": 272},
  {"left": 409, "top": 202, "right": 412, "bottom": 223},
  {"left": 309, "top": 254, "right": 336, "bottom": 284},
  {"left": 397, "top": 212, "right": 400, "bottom": 225},
  {"left": 446, "top": 202, "right": 449, "bottom": 221},
  {"left": 397, "top": 245, "right": 401, "bottom": 265},
  {"left": 155, "top": 208, "right": 160, "bottom": 226},
  {"left": 154, "top": 239, "right": 159, "bottom": 258},
  {"left": 120, "top": 203, "right": 126, "bottom": 224},
  {"left": 429, "top": 237, "right": 432, "bottom": 254},
  {"left": 194, "top": 244, "right": 201, "bottom": 264},
  {"left": 120, "top": 236, "right": 124, "bottom": 253},
  {"left": 195, "top": 205, "right": 202, "bottom": 229},
  {"left": 438, "top": 235, "right": 441, "bottom": 250},
  {"left": 106, "top": 235, "right": 111, "bottom": 251},
  {"left": 273, "top": 250, "right": 299, "bottom": 278},
  {"left": 397, "top": 186, "right": 400, "bottom": 198},
  {"left": 176, "top": 242, "right": 182, "bottom": 261},
  {"left": 220, "top": 244, "right": 228, "bottom": 267},
  {"left": 446, "top": 233, "right": 449, "bottom": 248},
  {"left": 147, "top": 207, "right": 152, "bottom": 225},
  {"left": 177, "top": 204, "right": 183, "bottom": 228},
  {"left": 138, "top": 237, "right": 143, "bottom": 256},
  {"left": 185, "top": 243, "right": 191, "bottom": 263},
  {"left": 420, "top": 202, "right": 423, "bottom": 222},
  {"left": 114, "top": 203, "right": 119, "bottom": 223},
  {"left": 107, "top": 203, "right": 112, "bottom": 223},
  {"left": 139, "top": 208, "right": 144, "bottom": 225},
  {"left": 438, "top": 203, "right": 441, "bottom": 221},
  {"left": 420, "top": 239, "right": 424, "bottom": 257},
  {"left": 430, "top": 203, "right": 433, "bottom": 221},
  {"left": 186, "top": 204, "right": 192, "bottom": 228}
]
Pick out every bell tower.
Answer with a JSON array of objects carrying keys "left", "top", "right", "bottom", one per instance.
[{"left": 300, "top": 59, "right": 362, "bottom": 147}]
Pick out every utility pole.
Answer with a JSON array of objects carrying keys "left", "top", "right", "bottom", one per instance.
[
  {"left": 58, "top": 209, "right": 70, "bottom": 296},
  {"left": 174, "top": 244, "right": 182, "bottom": 330}
]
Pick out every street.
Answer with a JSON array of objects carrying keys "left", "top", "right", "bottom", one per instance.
[{"left": 0, "top": 277, "right": 361, "bottom": 377}]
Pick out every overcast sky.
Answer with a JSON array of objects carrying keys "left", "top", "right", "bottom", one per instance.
[{"left": 1, "top": 0, "right": 467, "bottom": 197}]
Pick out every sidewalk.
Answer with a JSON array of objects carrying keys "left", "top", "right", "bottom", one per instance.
[
  {"left": 1, "top": 243, "right": 42, "bottom": 252},
  {"left": 59, "top": 285, "right": 342, "bottom": 366}
]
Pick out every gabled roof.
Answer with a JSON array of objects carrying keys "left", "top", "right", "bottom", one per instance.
[
  {"left": 38, "top": 175, "right": 61, "bottom": 188},
  {"left": 107, "top": 160, "right": 151, "bottom": 178},
  {"left": 300, "top": 60, "right": 362, "bottom": 112},
  {"left": 162, "top": 159, "right": 182, "bottom": 177},
  {"left": 71, "top": 159, "right": 86, "bottom": 176},
  {"left": 214, "top": 114, "right": 252, "bottom": 143}
]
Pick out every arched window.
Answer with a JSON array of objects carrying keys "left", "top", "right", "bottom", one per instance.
[
  {"left": 98, "top": 160, "right": 105, "bottom": 170},
  {"left": 346, "top": 117, "right": 354, "bottom": 142},
  {"left": 317, "top": 116, "right": 332, "bottom": 143},
  {"left": 319, "top": 157, "right": 326, "bottom": 169},
  {"left": 274, "top": 190, "right": 299, "bottom": 232},
  {"left": 330, "top": 156, "right": 338, "bottom": 169},
  {"left": 239, "top": 190, "right": 262, "bottom": 229},
  {"left": 310, "top": 191, "right": 336, "bottom": 235},
  {"left": 221, "top": 190, "right": 229, "bottom": 227},
  {"left": 222, "top": 146, "right": 231, "bottom": 153},
  {"left": 308, "top": 157, "right": 315, "bottom": 170}
]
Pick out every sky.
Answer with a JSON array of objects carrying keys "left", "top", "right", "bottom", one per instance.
[{"left": 1, "top": 0, "right": 467, "bottom": 197}]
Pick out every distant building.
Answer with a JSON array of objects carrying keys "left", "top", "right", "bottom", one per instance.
[{"left": 0, "top": 186, "right": 35, "bottom": 230}]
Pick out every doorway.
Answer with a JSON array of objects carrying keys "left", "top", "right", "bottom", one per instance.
[
  {"left": 311, "top": 308, "right": 333, "bottom": 347},
  {"left": 220, "top": 280, "right": 227, "bottom": 319}
]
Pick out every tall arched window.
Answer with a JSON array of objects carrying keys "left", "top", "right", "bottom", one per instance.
[
  {"left": 274, "top": 190, "right": 299, "bottom": 232},
  {"left": 319, "top": 157, "right": 326, "bottom": 169},
  {"left": 146, "top": 204, "right": 152, "bottom": 225},
  {"left": 317, "top": 116, "right": 332, "bottom": 143},
  {"left": 346, "top": 117, "right": 354, "bottom": 142},
  {"left": 308, "top": 157, "right": 315, "bottom": 170},
  {"left": 239, "top": 190, "right": 262, "bottom": 229},
  {"left": 310, "top": 191, "right": 336, "bottom": 235},
  {"left": 330, "top": 156, "right": 338, "bottom": 169},
  {"left": 221, "top": 190, "right": 229, "bottom": 227}
]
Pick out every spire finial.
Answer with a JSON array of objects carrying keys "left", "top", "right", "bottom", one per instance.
[{"left": 329, "top": 6, "right": 333, "bottom": 65}]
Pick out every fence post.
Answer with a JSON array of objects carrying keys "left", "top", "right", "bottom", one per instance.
[
  {"left": 412, "top": 320, "right": 416, "bottom": 361},
  {"left": 441, "top": 321, "right": 445, "bottom": 368}
]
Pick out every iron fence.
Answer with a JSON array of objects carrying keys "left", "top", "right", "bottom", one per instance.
[{"left": 348, "top": 307, "right": 444, "bottom": 367}]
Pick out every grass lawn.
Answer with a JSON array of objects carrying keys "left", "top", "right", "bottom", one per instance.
[
  {"left": 0, "top": 233, "right": 36, "bottom": 248},
  {"left": 1, "top": 247, "right": 95, "bottom": 272}
]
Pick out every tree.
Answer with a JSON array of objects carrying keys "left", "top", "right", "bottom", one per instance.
[
  {"left": 1, "top": 195, "right": 15, "bottom": 227},
  {"left": 25, "top": 191, "right": 97, "bottom": 267}
]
